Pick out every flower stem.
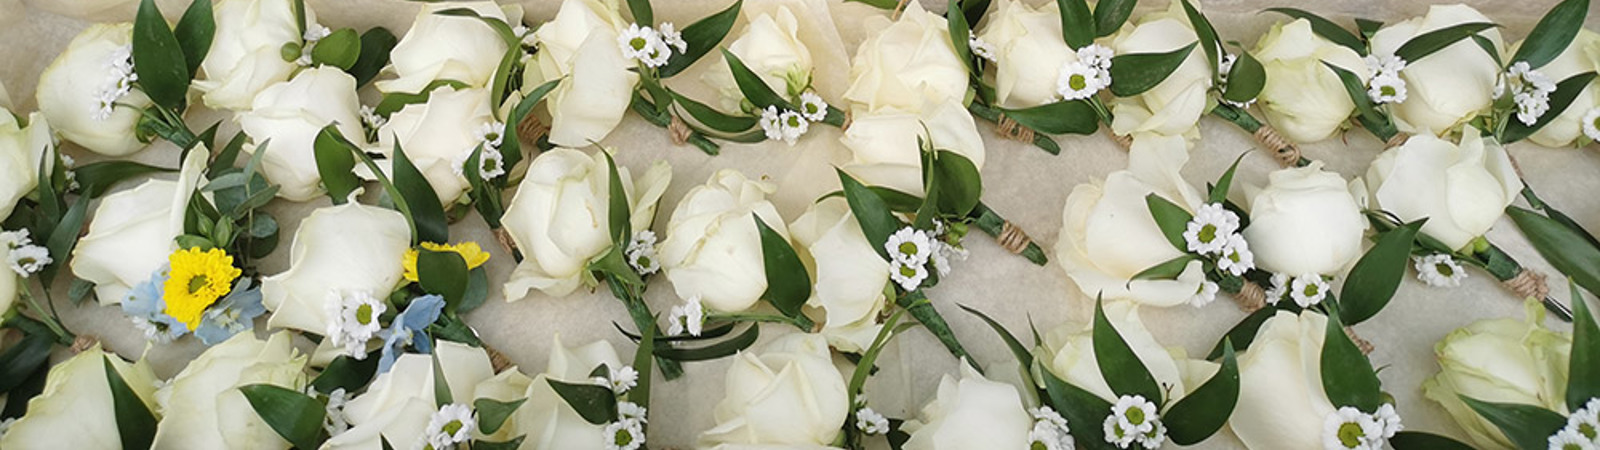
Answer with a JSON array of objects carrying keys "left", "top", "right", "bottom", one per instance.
[
  {"left": 18, "top": 287, "right": 73, "bottom": 344},
  {"left": 706, "top": 311, "right": 812, "bottom": 330},
  {"left": 604, "top": 277, "right": 684, "bottom": 380}
]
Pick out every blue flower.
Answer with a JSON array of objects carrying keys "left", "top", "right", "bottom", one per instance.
[
  {"left": 121, "top": 266, "right": 187, "bottom": 343},
  {"left": 376, "top": 295, "right": 445, "bottom": 374},
  {"left": 194, "top": 278, "right": 266, "bottom": 345}
]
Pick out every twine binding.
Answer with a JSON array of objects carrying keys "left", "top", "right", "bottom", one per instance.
[
  {"left": 486, "top": 345, "right": 515, "bottom": 373},
  {"left": 892, "top": 0, "right": 911, "bottom": 19},
  {"left": 70, "top": 335, "right": 101, "bottom": 354},
  {"left": 1107, "top": 128, "right": 1134, "bottom": 149},
  {"left": 1384, "top": 133, "right": 1410, "bottom": 149},
  {"left": 1253, "top": 125, "right": 1300, "bottom": 167},
  {"left": 517, "top": 114, "right": 549, "bottom": 145},
  {"left": 996, "top": 115, "right": 1037, "bottom": 143},
  {"left": 1233, "top": 281, "right": 1266, "bottom": 312},
  {"left": 997, "top": 221, "right": 1032, "bottom": 254},
  {"left": 1503, "top": 269, "right": 1550, "bottom": 301},
  {"left": 1344, "top": 325, "right": 1375, "bottom": 355},
  {"left": 493, "top": 228, "right": 519, "bottom": 256},
  {"left": 668, "top": 115, "right": 693, "bottom": 146}
]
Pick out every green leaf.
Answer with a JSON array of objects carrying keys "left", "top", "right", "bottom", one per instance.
[
  {"left": 313, "top": 125, "right": 361, "bottom": 204},
  {"left": 1356, "top": 18, "right": 1384, "bottom": 38},
  {"left": 1209, "top": 153, "right": 1246, "bottom": 204},
  {"left": 1130, "top": 255, "right": 1196, "bottom": 281},
  {"left": 392, "top": 141, "right": 450, "bottom": 244},
  {"left": 1394, "top": 22, "right": 1498, "bottom": 63},
  {"left": 1110, "top": 42, "right": 1199, "bottom": 97},
  {"left": 1091, "top": 297, "right": 1163, "bottom": 402},
  {"left": 1057, "top": 0, "right": 1096, "bottom": 48},
  {"left": 838, "top": 169, "right": 903, "bottom": 261},
  {"left": 652, "top": 323, "right": 760, "bottom": 361},
  {"left": 755, "top": 214, "right": 811, "bottom": 320},
  {"left": 132, "top": 0, "right": 189, "bottom": 111},
  {"left": 1178, "top": 0, "right": 1220, "bottom": 72},
  {"left": 628, "top": 319, "right": 655, "bottom": 407},
  {"left": 458, "top": 266, "right": 490, "bottom": 313},
  {"left": 957, "top": 304, "right": 1032, "bottom": 370},
  {"left": 473, "top": 437, "right": 528, "bottom": 450},
  {"left": 474, "top": 398, "right": 527, "bottom": 434},
  {"left": 659, "top": 0, "right": 742, "bottom": 78},
  {"left": 1474, "top": 34, "right": 1505, "bottom": 67},
  {"left": 311, "top": 28, "right": 361, "bottom": 70},
  {"left": 239, "top": 384, "right": 326, "bottom": 450},
  {"left": 0, "top": 333, "right": 52, "bottom": 394},
  {"left": 72, "top": 161, "right": 176, "bottom": 198},
  {"left": 1569, "top": 279, "right": 1599, "bottom": 411},
  {"left": 501, "top": 79, "right": 562, "bottom": 173},
  {"left": 998, "top": 100, "right": 1100, "bottom": 135},
  {"left": 948, "top": 0, "right": 976, "bottom": 73},
  {"left": 1339, "top": 220, "right": 1423, "bottom": 325},
  {"left": 104, "top": 356, "right": 157, "bottom": 450},
  {"left": 1508, "top": 206, "right": 1600, "bottom": 299},
  {"left": 721, "top": 49, "right": 793, "bottom": 110},
  {"left": 1041, "top": 369, "right": 1114, "bottom": 448},
  {"left": 1093, "top": 0, "right": 1136, "bottom": 38},
  {"left": 433, "top": 8, "right": 518, "bottom": 46},
  {"left": 931, "top": 150, "right": 982, "bottom": 218},
  {"left": 898, "top": 291, "right": 978, "bottom": 372},
  {"left": 844, "top": 0, "right": 899, "bottom": 9},
  {"left": 1144, "top": 194, "right": 1193, "bottom": 251},
  {"left": 1511, "top": 0, "right": 1589, "bottom": 68},
  {"left": 1221, "top": 50, "right": 1266, "bottom": 103},
  {"left": 1503, "top": 72, "right": 1598, "bottom": 143},
  {"left": 310, "top": 355, "right": 379, "bottom": 394},
  {"left": 626, "top": 0, "right": 652, "bottom": 27},
  {"left": 1460, "top": 396, "right": 1568, "bottom": 450},
  {"left": 432, "top": 352, "right": 453, "bottom": 407},
  {"left": 350, "top": 28, "right": 398, "bottom": 87},
  {"left": 671, "top": 90, "right": 757, "bottom": 133},
  {"left": 211, "top": 129, "right": 248, "bottom": 174},
  {"left": 1320, "top": 311, "right": 1382, "bottom": 412},
  {"left": 1163, "top": 340, "right": 1240, "bottom": 445},
  {"left": 547, "top": 379, "right": 620, "bottom": 425},
  {"left": 1265, "top": 8, "right": 1367, "bottom": 55},
  {"left": 41, "top": 195, "right": 89, "bottom": 284},
  {"left": 1389, "top": 431, "right": 1476, "bottom": 450},
  {"left": 1323, "top": 62, "right": 1394, "bottom": 139},
  {"left": 600, "top": 150, "right": 631, "bottom": 243},
  {"left": 173, "top": 0, "right": 214, "bottom": 79},
  {"left": 849, "top": 310, "right": 908, "bottom": 402},
  {"left": 375, "top": 79, "right": 470, "bottom": 116},
  {"left": 418, "top": 249, "right": 469, "bottom": 308}
]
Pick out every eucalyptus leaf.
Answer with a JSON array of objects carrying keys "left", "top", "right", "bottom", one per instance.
[
  {"left": 1510, "top": 0, "right": 1589, "bottom": 68},
  {"left": 1163, "top": 341, "right": 1239, "bottom": 445},
  {"left": 1145, "top": 194, "right": 1194, "bottom": 251},
  {"left": 999, "top": 100, "right": 1100, "bottom": 135},
  {"left": 659, "top": 0, "right": 742, "bottom": 78},
  {"left": 1393, "top": 22, "right": 1498, "bottom": 63},
  {"left": 755, "top": 214, "right": 811, "bottom": 321},
  {"left": 1110, "top": 42, "right": 1199, "bottom": 97},
  {"left": 239, "top": 384, "right": 326, "bottom": 450},
  {"left": 1460, "top": 396, "right": 1568, "bottom": 450},
  {"left": 1265, "top": 8, "right": 1366, "bottom": 55},
  {"left": 548, "top": 379, "right": 620, "bottom": 425},
  {"left": 1091, "top": 297, "right": 1163, "bottom": 402},
  {"left": 1320, "top": 311, "right": 1382, "bottom": 412},
  {"left": 1339, "top": 220, "right": 1422, "bottom": 325}
]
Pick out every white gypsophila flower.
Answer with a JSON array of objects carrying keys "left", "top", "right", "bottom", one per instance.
[
  {"left": 423, "top": 403, "right": 475, "bottom": 450},
  {"left": 1413, "top": 254, "right": 1467, "bottom": 288},
  {"left": 297, "top": 24, "right": 334, "bottom": 66},
  {"left": 855, "top": 407, "right": 890, "bottom": 435},
  {"left": 0, "top": 229, "right": 31, "bottom": 249},
  {"left": 658, "top": 22, "right": 687, "bottom": 53},
  {"left": 1291, "top": 274, "right": 1330, "bottom": 308},
  {"left": 609, "top": 364, "right": 639, "bottom": 394},
  {"left": 969, "top": 35, "right": 998, "bottom": 62},
  {"left": 1265, "top": 272, "right": 1291, "bottom": 305},
  {"left": 890, "top": 259, "right": 929, "bottom": 291},
  {"left": 886, "top": 227, "right": 934, "bottom": 266},
  {"left": 667, "top": 296, "right": 704, "bottom": 337},
  {"left": 1549, "top": 427, "right": 1598, "bottom": 450},
  {"left": 478, "top": 121, "right": 507, "bottom": 149},
  {"left": 1373, "top": 404, "right": 1403, "bottom": 439},
  {"left": 759, "top": 106, "right": 783, "bottom": 141},
  {"left": 603, "top": 418, "right": 645, "bottom": 450},
  {"left": 799, "top": 91, "right": 829, "bottom": 122},
  {"left": 1078, "top": 44, "right": 1114, "bottom": 70},
  {"left": 323, "top": 388, "right": 351, "bottom": 437},
  {"left": 777, "top": 109, "right": 808, "bottom": 145},
  {"left": 618, "top": 401, "right": 648, "bottom": 423},
  {"left": 1364, "top": 55, "right": 1407, "bottom": 74},
  {"left": 326, "top": 290, "right": 385, "bottom": 360},
  {"left": 129, "top": 316, "right": 182, "bottom": 344},
  {"left": 1368, "top": 73, "right": 1407, "bottom": 104},
  {"left": 93, "top": 44, "right": 138, "bottom": 121},
  {"left": 360, "top": 105, "right": 387, "bottom": 130},
  {"left": 1516, "top": 91, "right": 1553, "bottom": 126},
  {"left": 1217, "top": 233, "right": 1255, "bottom": 277},
  {"left": 930, "top": 240, "right": 968, "bottom": 278},
  {"left": 626, "top": 230, "right": 661, "bottom": 275},
  {"left": 1033, "top": 406, "right": 1070, "bottom": 428},
  {"left": 1184, "top": 203, "right": 1240, "bottom": 255},
  {"left": 1057, "top": 61, "right": 1105, "bottom": 101},
  {"left": 1189, "top": 280, "right": 1220, "bottom": 308},
  {"left": 8, "top": 245, "right": 51, "bottom": 277},
  {"left": 1218, "top": 54, "right": 1238, "bottom": 84},
  {"left": 1323, "top": 407, "right": 1383, "bottom": 450},
  {"left": 1582, "top": 107, "right": 1600, "bottom": 142}
]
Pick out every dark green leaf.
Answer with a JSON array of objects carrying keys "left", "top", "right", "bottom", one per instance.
[
  {"left": 432, "top": 352, "right": 453, "bottom": 406},
  {"left": 1130, "top": 255, "right": 1196, "bottom": 281},
  {"left": 433, "top": 8, "right": 518, "bottom": 46},
  {"left": 239, "top": 384, "right": 326, "bottom": 450},
  {"left": 458, "top": 266, "right": 490, "bottom": 313},
  {"left": 501, "top": 79, "right": 563, "bottom": 172},
  {"left": 1473, "top": 34, "right": 1504, "bottom": 67},
  {"left": 1323, "top": 62, "right": 1393, "bottom": 138},
  {"left": 1569, "top": 279, "right": 1599, "bottom": 411},
  {"left": 844, "top": 0, "right": 899, "bottom": 8},
  {"left": 393, "top": 142, "right": 449, "bottom": 244},
  {"left": 1209, "top": 153, "right": 1247, "bottom": 204},
  {"left": 310, "top": 355, "right": 379, "bottom": 394},
  {"left": 173, "top": 0, "right": 214, "bottom": 79},
  {"left": 474, "top": 398, "right": 527, "bottom": 434},
  {"left": 659, "top": 0, "right": 742, "bottom": 78},
  {"left": 1092, "top": 297, "right": 1163, "bottom": 402},
  {"left": 957, "top": 304, "right": 1032, "bottom": 370},
  {"left": 74, "top": 160, "right": 176, "bottom": 199},
  {"left": 1503, "top": 72, "right": 1598, "bottom": 143},
  {"left": 0, "top": 334, "right": 51, "bottom": 394},
  {"left": 547, "top": 379, "right": 620, "bottom": 425},
  {"left": 473, "top": 437, "right": 528, "bottom": 450},
  {"left": 1057, "top": 0, "right": 1096, "bottom": 48},
  {"left": 721, "top": 49, "right": 793, "bottom": 110},
  {"left": 375, "top": 79, "right": 470, "bottom": 116},
  {"left": 838, "top": 169, "right": 903, "bottom": 261},
  {"left": 628, "top": 319, "right": 655, "bottom": 407},
  {"left": 626, "top": 0, "right": 652, "bottom": 27},
  {"left": 1221, "top": 50, "right": 1265, "bottom": 103},
  {"left": 1144, "top": 194, "right": 1193, "bottom": 251},
  {"left": 948, "top": 0, "right": 976, "bottom": 73},
  {"left": 350, "top": 28, "right": 398, "bottom": 87},
  {"left": 311, "top": 28, "right": 361, "bottom": 70},
  {"left": 1041, "top": 369, "right": 1114, "bottom": 449},
  {"left": 1110, "top": 42, "right": 1198, "bottom": 97},
  {"left": 1178, "top": 0, "right": 1220, "bottom": 72},
  {"left": 133, "top": 0, "right": 190, "bottom": 110},
  {"left": 1320, "top": 311, "right": 1381, "bottom": 412},
  {"left": 463, "top": 146, "right": 503, "bottom": 228},
  {"left": 1266, "top": 8, "right": 1367, "bottom": 55},
  {"left": 104, "top": 356, "right": 157, "bottom": 450},
  {"left": 932, "top": 150, "right": 982, "bottom": 218},
  {"left": 1389, "top": 431, "right": 1476, "bottom": 450},
  {"left": 653, "top": 323, "right": 760, "bottom": 361},
  {"left": 1164, "top": 341, "right": 1239, "bottom": 445},
  {"left": 313, "top": 125, "right": 361, "bottom": 204},
  {"left": 1510, "top": 0, "right": 1589, "bottom": 68},
  {"left": 849, "top": 310, "right": 908, "bottom": 401},
  {"left": 1394, "top": 22, "right": 1498, "bottom": 63},
  {"left": 999, "top": 100, "right": 1100, "bottom": 135},
  {"left": 755, "top": 214, "right": 811, "bottom": 320},
  {"left": 1356, "top": 18, "right": 1384, "bottom": 38},
  {"left": 1093, "top": 0, "right": 1136, "bottom": 38},
  {"left": 41, "top": 195, "right": 89, "bottom": 284},
  {"left": 419, "top": 249, "right": 470, "bottom": 308},
  {"left": 1460, "top": 396, "right": 1567, "bottom": 450},
  {"left": 1508, "top": 206, "right": 1600, "bottom": 300},
  {"left": 1339, "top": 220, "right": 1422, "bottom": 325},
  {"left": 671, "top": 90, "right": 756, "bottom": 133},
  {"left": 600, "top": 151, "right": 631, "bottom": 243}
]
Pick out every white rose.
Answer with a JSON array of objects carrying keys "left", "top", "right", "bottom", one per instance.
[
  {"left": 71, "top": 149, "right": 206, "bottom": 304},
  {"left": 976, "top": 0, "right": 1078, "bottom": 108},
  {"left": 261, "top": 202, "right": 409, "bottom": 334},
  {"left": 323, "top": 341, "right": 500, "bottom": 450},
  {"left": 1106, "top": 0, "right": 1214, "bottom": 139},
  {"left": 840, "top": 99, "right": 985, "bottom": 197},
  {"left": 703, "top": 2, "right": 814, "bottom": 111},
  {"left": 0, "top": 246, "right": 16, "bottom": 314},
  {"left": 788, "top": 197, "right": 890, "bottom": 353},
  {"left": 194, "top": 0, "right": 307, "bottom": 111},
  {"left": 0, "top": 345, "right": 160, "bottom": 449},
  {"left": 374, "top": 86, "right": 496, "bottom": 207},
  {"left": 1523, "top": 30, "right": 1600, "bottom": 147},
  {"left": 1242, "top": 161, "right": 1368, "bottom": 276},
  {"left": 0, "top": 108, "right": 52, "bottom": 221},
  {"left": 902, "top": 364, "right": 1032, "bottom": 450},
  {"left": 35, "top": 22, "right": 153, "bottom": 156},
  {"left": 1365, "top": 127, "right": 1521, "bottom": 251},
  {"left": 1253, "top": 19, "right": 1372, "bottom": 143},
  {"left": 238, "top": 66, "right": 366, "bottom": 202},
  {"left": 1423, "top": 300, "right": 1572, "bottom": 450},
  {"left": 502, "top": 335, "right": 625, "bottom": 448},
  {"left": 842, "top": 1, "right": 968, "bottom": 113},
  {"left": 1042, "top": 300, "right": 1215, "bottom": 402},
  {"left": 1054, "top": 134, "right": 1207, "bottom": 307},
  {"left": 1369, "top": 4, "right": 1505, "bottom": 136},
  {"left": 502, "top": 148, "right": 671, "bottom": 300},
  {"left": 660, "top": 170, "right": 789, "bottom": 313},
  {"left": 150, "top": 331, "right": 309, "bottom": 449},
  {"left": 1228, "top": 310, "right": 1338, "bottom": 450},
  {"left": 524, "top": 0, "right": 636, "bottom": 148},
  {"left": 376, "top": 1, "right": 518, "bottom": 95},
  {"left": 700, "top": 332, "right": 849, "bottom": 447}
]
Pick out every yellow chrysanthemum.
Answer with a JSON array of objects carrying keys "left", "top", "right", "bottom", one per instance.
[
  {"left": 402, "top": 241, "right": 491, "bottom": 282},
  {"left": 162, "top": 248, "right": 242, "bottom": 330}
]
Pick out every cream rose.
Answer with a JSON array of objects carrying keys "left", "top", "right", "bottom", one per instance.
[
  {"left": 1054, "top": 134, "right": 1207, "bottom": 307},
  {"left": 502, "top": 148, "right": 671, "bottom": 300},
  {"left": 839, "top": 100, "right": 985, "bottom": 197},
  {"left": 150, "top": 331, "right": 309, "bottom": 449},
  {"left": 373, "top": 86, "right": 497, "bottom": 207},
  {"left": 524, "top": 0, "right": 636, "bottom": 148},
  {"left": 194, "top": 0, "right": 307, "bottom": 111},
  {"left": 788, "top": 197, "right": 890, "bottom": 353},
  {"left": 1106, "top": 0, "right": 1214, "bottom": 139},
  {"left": 659, "top": 170, "right": 789, "bottom": 313},
  {"left": 71, "top": 149, "right": 206, "bottom": 304},
  {"left": 35, "top": 22, "right": 153, "bottom": 156},
  {"left": 700, "top": 332, "right": 849, "bottom": 447},
  {"left": 0, "top": 106, "right": 52, "bottom": 221},
  {"left": 260, "top": 202, "right": 410, "bottom": 334},
  {"left": 1253, "top": 19, "right": 1372, "bottom": 143},
  {"left": 1423, "top": 300, "right": 1571, "bottom": 450},
  {"left": 902, "top": 364, "right": 1032, "bottom": 450},
  {"left": 703, "top": 1, "right": 814, "bottom": 111},
  {"left": 842, "top": 1, "right": 967, "bottom": 113},
  {"left": 1228, "top": 310, "right": 1339, "bottom": 449},
  {"left": 1369, "top": 4, "right": 1505, "bottom": 136},
  {"left": 0, "top": 345, "right": 160, "bottom": 449},
  {"left": 1365, "top": 127, "right": 1521, "bottom": 251},
  {"left": 1242, "top": 161, "right": 1368, "bottom": 276},
  {"left": 1523, "top": 30, "right": 1600, "bottom": 147},
  {"left": 1041, "top": 300, "right": 1215, "bottom": 402},
  {"left": 238, "top": 66, "right": 367, "bottom": 202},
  {"left": 323, "top": 341, "right": 500, "bottom": 450},
  {"left": 376, "top": 1, "right": 519, "bottom": 95},
  {"left": 502, "top": 335, "right": 626, "bottom": 448},
  {"left": 976, "top": 0, "right": 1078, "bottom": 108}
]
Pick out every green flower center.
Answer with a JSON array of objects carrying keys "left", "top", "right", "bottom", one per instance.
[
  {"left": 899, "top": 265, "right": 918, "bottom": 277},
  {"left": 629, "top": 37, "right": 648, "bottom": 51},
  {"left": 614, "top": 427, "right": 634, "bottom": 446},
  {"left": 805, "top": 103, "right": 820, "bottom": 115},
  {"left": 481, "top": 158, "right": 497, "bottom": 172},
  {"left": 1031, "top": 441, "right": 1049, "bottom": 450},
  {"left": 1125, "top": 408, "right": 1145, "bottom": 425},
  {"left": 1302, "top": 283, "right": 1320, "bottom": 297},
  {"left": 1198, "top": 224, "right": 1217, "bottom": 243},
  {"left": 187, "top": 275, "right": 210, "bottom": 294},
  {"left": 1435, "top": 263, "right": 1454, "bottom": 276},
  {"left": 1380, "top": 86, "right": 1397, "bottom": 97},
  {"left": 1580, "top": 423, "right": 1597, "bottom": 439},
  {"left": 786, "top": 115, "right": 803, "bottom": 127},
  {"left": 442, "top": 420, "right": 463, "bottom": 437},
  {"left": 1337, "top": 422, "right": 1364, "bottom": 448},
  {"left": 1069, "top": 74, "right": 1088, "bottom": 91},
  {"left": 898, "top": 242, "right": 919, "bottom": 257},
  {"left": 356, "top": 304, "right": 374, "bottom": 325}
]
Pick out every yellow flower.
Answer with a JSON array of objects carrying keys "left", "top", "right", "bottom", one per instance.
[
  {"left": 402, "top": 241, "right": 491, "bottom": 282},
  {"left": 163, "top": 248, "right": 242, "bottom": 330}
]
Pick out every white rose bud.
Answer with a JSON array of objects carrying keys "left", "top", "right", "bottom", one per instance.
[
  {"left": 788, "top": 197, "right": 890, "bottom": 353},
  {"left": 1106, "top": 0, "right": 1214, "bottom": 139},
  {"left": 1253, "top": 19, "right": 1372, "bottom": 143},
  {"left": 261, "top": 202, "right": 410, "bottom": 333},
  {"left": 0, "top": 106, "right": 53, "bottom": 221},
  {"left": 700, "top": 332, "right": 849, "bottom": 447},
  {"left": 1042, "top": 300, "right": 1215, "bottom": 402},
  {"left": 1242, "top": 161, "right": 1368, "bottom": 276},
  {"left": 840, "top": 100, "right": 985, "bottom": 197},
  {"left": 323, "top": 341, "right": 498, "bottom": 449},
  {"left": 976, "top": 0, "right": 1079, "bottom": 108},
  {"left": 35, "top": 23, "right": 153, "bottom": 156},
  {"left": 1365, "top": 127, "right": 1521, "bottom": 251},
  {"left": 502, "top": 148, "right": 671, "bottom": 300},
  {"left": 377, "top": 1, "right": 518, "bottom": 95},
  {"left": 704, "top": 2, "right": 814, "bottom": 111},
  {"left": 0, "top": 345, "right": 160, "bottom": 449},
  {"left": 524, "top": 0, "right": 637, "bottom": 148},
  {"left": 194, "top": 0, "right": 307, "bottom": 111},
  {"left": 1522, "top": 30, "right": 1600, "bottom": 147},
  {"left": 373, "top": 86, "right": 496, "bottom": 207},
  {"left": 1228, "top": 310, "right": 1339, "bottom": 450},
  {"left": 1369, "top": 4, "right": 1505, "bottom": 136},
  {"left": 660, "top": 170, "right": 788, "bottom": 313},
  {"left": 503, "top": 335, "right": 626, "bottom": 448},
  {"left": 238, "top": 66, "right": 366, "bottom": 202},
  {"left": 842, "top": 1, "right": 968, "bottom": 113},
  {"left": 151, "top": 331, "right": 309, "bottom": 449},
  {"left": 903, "top": 364, "right": 1033, "bottom": 450},
  {"left": 1055, "top": 134, "right": 1208, "bottom": 307},
  {"left": 71, "top": 149, "right": 206, "bottom": 304},
  {"left": 1423, "top": 301, "right": 1572, "bottom": 450}
]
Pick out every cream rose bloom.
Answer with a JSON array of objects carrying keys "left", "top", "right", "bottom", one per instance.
[
  {"left": 0, "top": 104, "right": 52, "bottom": 221},
  {"left": 1041, "top": 300, "right": 1217, "bottom": 402},
  {"left": 1523, "top": 30, "right": 1600, "bottom": 147},
  {"left": 700, "top": 332, "right": 849, "bottom": 447},
  {"left": 1106, "top": 0, "right": 1214, "bottom": 140},
  {"left": 502, "top": 148, "right": 671, "bottom": 300},
  {"left": 976, "top": 0, "right": 1078, "bottom": 108},
  {"left": 524, "top": 0, "right": 636, "bottom": 148},
  {"left": 1228, "top": 310, "right": 1339, "bottom": 450},
  {"left": 500, "top": 335, "right": 626, "bottom": 449},
  {"left": 194, "top": 0, "right": 308, "bottom": 111},
  {"left": 1424, "top": 300, "right": 1571, "bottom": 450},
  {"left": 0, "top": 345, "right": 160, "bottom": 450},
  {"left": 261, "top": 202, "right": 410, "bottom": 334},
  {"left": 1369, "top": 4, "right": 1505, "bottom": 136},
  {"left": 1242, "top": 161, "right": 1369, "bottom": 276},
  {"left": 842, "top": 2, "right": 967, "bottom": 113},
  {"left": 238, "top": 66, "right": 367, "bottom": 202},
  {"left": 1365, "top": 127, "right": 1521, "bottom": 251},
  {"left": 788, "top": 197, "right": 890, "bottom": 353},
  {"left": 71, "top": 149, "right": 206, "bottom": 304},
  {"left": 1055, "top": 134, "right": 1207, "bottom": 307},
  {"left": 151, "top": 331, "right": 309, "bottom": 449},
  {"left": 902, "top": 364, "right": 1032, "bottom": 450},
  {"left": 839, "top": 100, "right": 985, "bottom": 197},
  {"left": 323, "top": 341, "right": 501, "bottom": 450},
  {"left": 703, "top": 1, "right": 813, "bottom": 111},
  {"left": 376, "top": 1, "right": 519, "bottom": 95},
  {"left": 660, "top": 170, "right": 789, "bottom": 313},
  {"left": 373, "top": 86, "right": 497, "bottom": 207},
  {"left": 1253, "top": 19, "right": 1371, "bottom": 143},
  {"left": 35, "top": 22, "right": 152, "bottom": 156}
]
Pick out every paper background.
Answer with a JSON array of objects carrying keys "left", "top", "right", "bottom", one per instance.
[{"left": 4, "top": 0, "right": 1600, "bottom": 448}]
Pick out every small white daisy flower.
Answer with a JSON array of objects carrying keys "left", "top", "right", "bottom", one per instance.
[
  {"left": 1103, "top": 414, "right": 1137, "bottom": 449},
  {"left": 1265, "top": 272, "right": 1291, "bottom": 305},
  {"left": 1184, "top": 203, "right": 1239, "bottom": 255},
  {"left": 93, "top": 45, "right": 138, "bottom": 121},
  {"left": 1373, "top": 403, "right": 1403, "bottom": 439},
  {"left": 1078, "top": 44, "right": 1114, "bottom": 70},
  {"left": 423, "top": 403, "right": 475, "bottom": 450},
  {"left": 969, "top": 36, "right": 998, "bottom": 62},
  {"left": 625, "top": 231, "right": 660, "bottom": 275},
  {"left": 323, "top": 388, "right": 352, "bottom": 436},
  {"left": 1413, "top": 254, "right": 1466, "bottom": 287},
  {"left": 359, "top": 105, "right": 387, "bottom": 130},
  {"left": 1030, "top": 421, "right": 1077, "bottom": 450},
  {"left": 1581, "top": 107, "right": 1600, "bottom": 142},
  {"left": 8, "top": 245, "right": 51, "bottom": 277},
  {"left": 478, "top": 121, "right": 507, "bottom": 149},
  {"left": 1291, "top": 273, "right": 1330, "bottom": 308},
  {"left": 886, "top": 227, "right": 934, "bottom": 266},
  {"left": 1136, "top": 420, "right": 1168, "bottom": 449},
  {"left": 603, "top": 419, "right": 646, "bottom": 450},
  {"left": 639, "top": 38, "right": 672, "bottom": 68},
  {"left": 1548, "top": 426, "right": 1596, "bottom": 450},
  {"left": 777, "top": 109, "right": 808, "bottom": 144},
  {"left": 657, "top": 22, "right": 687, "bottom": 53},
  {"left": 1033, "top": 406, "right": 1070, "bottom": 429},
  {"left": 618, "top": 24, "right": 660, "bottom": 61},
  {"left": 1566, "top": 402, "right": 1599, "bottom": 442},
  {"left": 608, "top": 364, "right": 639, "bottom": 394},
  {"left": 1368, "top": 73, "right": 1408, "bottom": 104},
  {"left": 1324, "top": 407, "right": 1381, "bottom": 450},
  {"left": 0, "top": 229, "right": 31, "bottom": 249},
  {"left": 325, "top": 290, "right": 385, "bottom": 360},
  {"left": 758, "top": 106, "right": 783, "bottom": 141},
  {"left": 890, "top": 259, "right": 930, "bottom": 291},
  {"left": 798, "top": 91, "right": 828, "bottom": 122},
  {"left": 618, "top": 401, "right": 648, "bottom": 423},
  {"left": 1189, "top": 280, "right": 1220, "bottom": 308},
  {"left": 855, "top": 407, "right": 890, "bottom": 435},
  {"left": 1217, "top": 233, "right": 1255, "bottom": 277},
  {"left": 667, "top": 296, "right": 704, "bottom": 337},
  {"left": 1364, "top": 55, "right": 1407, "bottom": 75},
  {"left": 1057, "top": 61, "right": 1106, "bottom": 101}
]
